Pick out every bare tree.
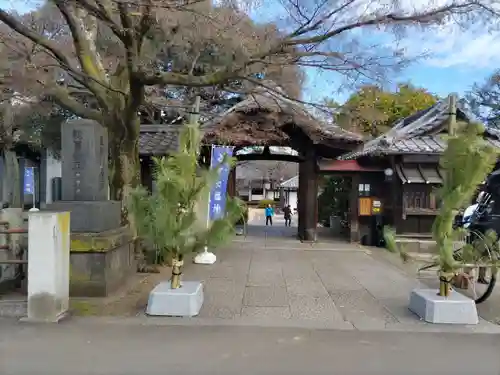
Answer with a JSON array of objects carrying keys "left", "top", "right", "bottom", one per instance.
[
  {"left": 0, "top": 91, "right": 32, "bottom": 208},
  {"left": 0, "top": 0, "right": 496, "bottom": 211},
  {"left": 467, "top": 70, "right": 500, "bottom": 128}
]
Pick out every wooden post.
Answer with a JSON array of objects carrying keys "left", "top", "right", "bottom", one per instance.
[
  {"left": 227, "top": 167, "right": 236, "bottom": 198},
  {"left": 189, "top": 96, "right": 201, "bottom": 124},
  {"left": 298, "top": 148, "right": 318, "bottom": 242},
  {"left": 390, "top": 156, "right": 402, "bottom": 232},
  {"left": 140, "top": 157, "right": 153, "bottom": 193},
  {"left": 349, "top": 174, "right": 360, "bottom": 243},
  {"left": 448, "top": 93, "right": 457, "bottom": 136}
]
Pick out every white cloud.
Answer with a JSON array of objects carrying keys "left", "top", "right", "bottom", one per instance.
[
  {"left": 358, "top": 0, "right": 500, "bottom": 70},
  {"left": 406, "top": 25, "right": 500, "bottom": 69},
  {"left": 314, "top": 0, "right": 500, "bottom": 70}
]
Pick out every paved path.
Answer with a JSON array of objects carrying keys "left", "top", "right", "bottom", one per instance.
[
  {"left": 2, "top": 322, "right": 499, "bottom": 374},
  {"left": 2, "top": 211, "right": 499, "bottom": 333},
  {"left": 177, "top": 219, "right": 500, "bottom": 332}
]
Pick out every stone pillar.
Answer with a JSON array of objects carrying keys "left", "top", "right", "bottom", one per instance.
[
  {"left": 44, "top": 120, "right": 135, "bottom": 298},
  {"left": 25, "top": 211, "right": 70, "bottom": 322},
  {"left": 298, "top": 150, "right": 318, "bottom": 242},
  {"left": 46, "top": 119, "right": 120, "bottom": 232}
]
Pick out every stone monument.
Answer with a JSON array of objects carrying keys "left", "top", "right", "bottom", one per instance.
[
  {"left": 47, "top": 119, "right": 121, "bottom": 232},
  {"left": 45, "top": 119, "right": 135, "bottom": 297}
]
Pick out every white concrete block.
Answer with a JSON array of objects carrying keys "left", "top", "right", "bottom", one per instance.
[
  {"left": 25, "top": 211, "right": 70, "bottom": 323},
  {"left": 146, "top": 281, "right": 203, "bottom": 317},
  {"left": 409, "top": 288, "right": 479, "bottom": 325}
]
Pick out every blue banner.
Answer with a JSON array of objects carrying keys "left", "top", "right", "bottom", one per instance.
[
  {"left": 209, "top": 146, "right": 234, "bottom": 220},
  {"left": 23, "top": 167, "right": 34, "bottom": 195}
]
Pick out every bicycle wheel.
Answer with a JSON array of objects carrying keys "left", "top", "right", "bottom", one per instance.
[
  {"left": 417, "top": 229, "right": 497, "bottom": 304},
  {"left": 454, "top": 229, "right": 497, "bottom": 304}
]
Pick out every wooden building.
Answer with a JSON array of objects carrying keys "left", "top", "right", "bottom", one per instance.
[
  {"left": 138, "top": 83, "right": 363, "bottom": 241},
  {"left": 336, "top": 95, "right": 500, "bottom": 244}
]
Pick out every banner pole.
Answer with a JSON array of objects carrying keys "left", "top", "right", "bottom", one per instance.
[
  {"left": 194, "top": 145, "right": 217, "bottom": 265},
  {"left": 28, "top": 167, "right": 39, "bottom": 212}
]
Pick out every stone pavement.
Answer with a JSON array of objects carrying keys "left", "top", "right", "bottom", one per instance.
[
  {"left": 1, "top": 211, "right": 500, "bottom": 333},
  {"left": 2, "top": 321, "right": 500, "bottom": 375},
  {"left": 171, "top": 219, "right": 500, "bottom": 332}
]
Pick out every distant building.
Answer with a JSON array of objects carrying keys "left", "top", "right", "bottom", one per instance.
[
  {"left": 235, "top": 160, "right": 298, "bottom": 205},
  {"left": 279, "top": 176, "right": 298, "bottom": 212}
]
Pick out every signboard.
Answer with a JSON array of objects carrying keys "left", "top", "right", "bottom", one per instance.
[
  {"left": 358, "top": 197, "right": 372, "bottom": 216},
  {"left": 371, "top": 199, "right": 382, "bottom": 214},
  {"left": 208, "top": 146, "right": 234, "bottom": 220},
  {"left": 24, "top": 167, "right": 35, "bottom": 195}
]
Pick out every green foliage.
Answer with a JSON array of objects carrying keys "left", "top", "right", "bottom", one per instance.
[
  {"left": 459, "top": 229, "right": 499, "bottom": 265},
  {"left": 383, "top": 226, "right": 409, "bottom": 262},
  {"left": 128, "top": 121, "right": 245, "bottom": 262},
  {"left": 326, "top": 83, "right": 438, "bottom": 136},
  {"left": 383, "top": 123, "right": 498, "bottom": 273},
  {"left": 258, "top": 199, "right": 275, "bottom": 208},
  {"left": 236, "top": 204, "right": 249, "bottom": 225},
  {"left": 317, "top": 176, "right": 350, "bottom": 226},
  {"left": 433, "top": 123, "right": 498, "bottom": 272},
  {"left": 467, "top": 70, "right": 500, "bottom": 128}
]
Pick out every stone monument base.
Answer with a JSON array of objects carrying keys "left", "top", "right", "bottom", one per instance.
[
  {"left": 70, "top": 226, "right": 136, "bottom": 297},
  {"left": 45, "top": 201, "right": 121, "bottom": 233},
  {"left": 408, "top": 288, "right": 479, "bottom": 325},
  {"left": 146, "top": 281, "right": 204, "bottom": 317}
]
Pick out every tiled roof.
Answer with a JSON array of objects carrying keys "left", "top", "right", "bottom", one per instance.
[
  {"left": 280, "top": 176, "right": 299, "bottom": 189},
  {"left": 139, "top": 124, "right": 181, "bottom": 155},
  {"left": 339, "top": 97, "right": 500, "bottom": 160}
]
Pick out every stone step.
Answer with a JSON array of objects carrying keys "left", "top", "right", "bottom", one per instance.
[{"left": 395, "top": 238, "right": 437, "bottom": 254}]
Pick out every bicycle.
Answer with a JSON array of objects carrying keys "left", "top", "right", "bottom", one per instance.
[{"left": 417, "top": 228, "right": 498, "bottom": 304}]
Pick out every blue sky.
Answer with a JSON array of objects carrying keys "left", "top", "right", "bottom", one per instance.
[
  {"left": 303, "top": 64, "right": 495, "bottom": 105},
  {"left": 2, "top": 0, "right": 498, "bottom": 105},
  {"left": 249, "top": 0, "right": 500, "bottom": 104}
]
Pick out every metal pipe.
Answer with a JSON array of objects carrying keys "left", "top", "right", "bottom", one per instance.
[
  {"left": 0, "top": 260, "right": 27, "bottom": 264},
  {"left": 0, "top": 229, "right": 27, "bottom": 234}
]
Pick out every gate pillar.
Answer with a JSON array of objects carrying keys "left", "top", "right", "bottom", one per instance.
[{"left": 298, "top": 149, "right": 318, "bottom": 241}]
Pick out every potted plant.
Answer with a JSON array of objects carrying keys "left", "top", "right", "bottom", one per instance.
[
  {"left": 384, "top": 123, "right": 498, "bottom": 298},
  {"left": 128, "top": 120, "right": 244, "bottom": 315}
]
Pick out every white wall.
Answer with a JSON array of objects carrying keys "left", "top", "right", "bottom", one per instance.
[
  {"left": 43, "top": 150, "right": 62, "bottom": 204},
  {"left": 265, "top": 190, "right": 274, "bottom": 200},
  {"left": 285, "top": 191, "right": 298, "bottom": 212}
]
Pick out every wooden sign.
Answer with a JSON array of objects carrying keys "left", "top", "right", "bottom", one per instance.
[{"left": 358, "top": 197, "right": 372, "bottom": 216}]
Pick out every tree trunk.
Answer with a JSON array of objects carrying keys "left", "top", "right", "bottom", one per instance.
[
  {"left": 107, "top": 115, "right": 141, "bottom": 224},
  {"left": 2, "top": 150, "right": 21, "bottom": 208}
]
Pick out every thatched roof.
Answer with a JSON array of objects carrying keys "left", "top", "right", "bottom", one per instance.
[
  {"left": 201, "top": 83, "right": 362, "bottom": 148},
  {"left": 138, "top": 83, "right": 362, "bottom": 156}
]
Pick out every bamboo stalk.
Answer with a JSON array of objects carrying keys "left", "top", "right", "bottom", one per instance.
[
  {"left": 438, "top": 271, "right": 454, "bottom": 297},
  {"left": 170, "top": 257, "right": 183, "bottom": 289}
]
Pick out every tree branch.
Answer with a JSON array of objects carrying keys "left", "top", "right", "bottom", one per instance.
[
  {"left": 282, "top": 3, "right": 478, "bottom": 47},
  {"left": 117, "top": 0, "right": 140, "bottom": 75},
  {"left": 75, "top": 0, "right": 126, "bottom": 40},
  {"left": 0, "top": 9, "right": 80, "bottom": 76},
  {"left": 135, "top": 0, "right": 154, "bottom": 53},
  {"left": 45, "top": 84, "right": 102, "bottom": 122},
  {"left": 54, "top": 1, "right": 112, "bottom": 109}
]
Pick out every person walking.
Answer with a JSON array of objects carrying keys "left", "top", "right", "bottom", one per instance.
[
  {"left": 283, "top": 205, "right": 292, "bottom": 227},
  {"left": 265, "top": 204, "right": 274, "bottom": 226}
]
